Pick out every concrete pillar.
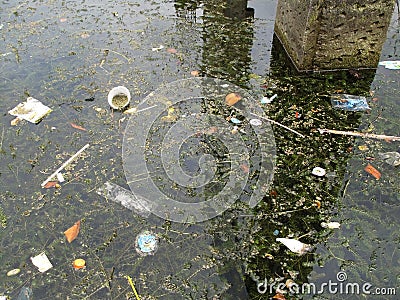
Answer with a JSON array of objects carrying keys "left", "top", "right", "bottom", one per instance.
[{"left": 274, "top": 0, "right": 396, "bottom": 71}]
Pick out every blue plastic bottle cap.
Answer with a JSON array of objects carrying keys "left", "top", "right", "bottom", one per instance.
[{"left": 135, "top": 231, "right": 158, "bottom": 256}]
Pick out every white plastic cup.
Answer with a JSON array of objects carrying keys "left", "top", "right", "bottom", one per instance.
[{"left": 107, "top": 86, "right": 131, "bottom": 110}]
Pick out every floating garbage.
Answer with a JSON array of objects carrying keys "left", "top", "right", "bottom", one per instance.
[
  {"left": 364, "top": 163, "right": 381, "bottom": 180},
  {"left": 377, "top": 152, "right": 400, "bottom": 167},
  {"left": 97, "top": 182, "right": 151, "bottom": 218},
  {"left": 6, "top": 268, "right": 20, "bottom": 277},
  {"left": 261, "top": 94, "right": 277, "bottom": 104},
  {"left": 231, "top": 125, "right": 239, "bottom": 134},
  {"left": 318, "top": 128, "right": 400, "bottom": 142},
  {"left": 30, "top": 252, "right": 53, "bottom": 273},
  {"left": 135, "top": 230, "right": 158, "bottom": 256},
  {"left": 230, "top": 117, "right": 241, "bottom": 124},
  {"left": 16, "top": 287, "right": 32, "bottom": 300},
  {"left": 8, "top": 97, "right": 52, "bottom": 124},
  {"left": 225, "top": 92, "right": 242, "bottom": 106},
  {"left": 321, "top": 221, "right": 341, "bottom": 229},
  {"left": 72, "top": 258, "right": 86, "bottom": 270},
  {"left": 151, "top": 44, "right": 164, "bottom": 51},
  {"left": 330, "top": 94, "right": 370, "bottom": 111},
  {"left": 312, "top": 167, "right": 326, "bottom": 177},
  {"left": 64, "top": 220, "right": 81, "bottom": 243},
  {"left": 41, "top": 143, "right": 89, "bottom": 188},
  {"left": 56, "top": 172, "right": 65, "bottom": 183},
  {"left": 276, "top": 238, "right": 312, "bottom": 255},
  {"left": 379, "top": 61, "right": 400, "bottom": 70},
  {"left": 108, "top": 86, "right": 131, "bottom": 110},
  {"left": 249, "top": 119, "right": 262, "bottom": 126}
]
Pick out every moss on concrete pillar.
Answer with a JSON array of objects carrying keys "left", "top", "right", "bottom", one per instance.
[{"left": 274, "top": 0, "right": 395, "bottom": 71}]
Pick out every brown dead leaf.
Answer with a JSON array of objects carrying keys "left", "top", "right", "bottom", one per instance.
[
  {"left": 70, "top": 123, "right": 87, "bottom": 131},
  {"left": 272, "top": 293, "right": 286, "bottom": 300},
  {"left": 64, "top": 220, "right": 81, "bottom": 243},
  {"left": 190, "top": 70, "right": 200, "bottom": 77}
]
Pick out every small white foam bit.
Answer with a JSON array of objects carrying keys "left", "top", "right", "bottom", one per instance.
[
  {"left": 276, "top": 238, "right": 312, "bottom": 255},
  {"left": 31, "top": 252, "right": 53, "bottom": 273},
  {"left": 321, "top": 221, "right": 341, "bottom": 229}
]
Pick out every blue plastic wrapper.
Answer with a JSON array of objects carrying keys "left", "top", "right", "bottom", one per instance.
[{"left": 330, "top": 94, "right": 370, "bottom": 111}]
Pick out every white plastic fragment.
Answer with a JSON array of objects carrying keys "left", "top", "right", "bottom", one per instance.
[
  {"left": 97, "top": 182, "right": 152, "bottom": 218},
  {"left": 151, "top": 45, "right": 164, "bottom": 51},
  {"left": 321, "top": 221, "right": 341, "bottom": 229},
  {"left": 249, "top": 119, "right": 262, "bottom": 126},
  {"left": 312, "top": 167, "right": 326, "bottom": 177},
  {"left": 56, "top": 172, "right": 65, "bottom": 183},
  {"left": 8, "top": 97, "right": 52, "bottom": 124},
  {"left": 379, "top": 61, "right": 400, "bottom": 70},
  {"left": 261, "top": 94, "right": 277, "bottom": 104},
  {"left": 6, "top": 268, "right": 21, "bottom": 276},
  {"left": 30, "top": 252, "right": 53, "bottom": 273},
  {"left": 377, "top": 152, "right": 400, "bottom": 167},
  {"left": 276, "top": 238, "right": 312, "bottom": 255}
]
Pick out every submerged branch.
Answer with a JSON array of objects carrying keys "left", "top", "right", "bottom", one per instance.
[{"left": 250, "top": 112, "right": 306, "bottom": 138}]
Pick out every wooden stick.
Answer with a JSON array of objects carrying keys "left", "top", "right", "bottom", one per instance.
[
  {"left": 249, "top": 112, "right": 305, "bottom": 138},
  {"left": 318, "top": 128, "right": 400, "bottom": 141},
  {"left": 41, "top": 144, "right": 90, "bottom": 187}
]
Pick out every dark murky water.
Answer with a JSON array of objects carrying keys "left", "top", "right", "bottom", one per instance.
[{"left": 0, "top": 0, "right": 399, "bottom": 299}]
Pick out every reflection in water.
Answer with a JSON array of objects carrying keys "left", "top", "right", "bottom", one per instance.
[{"left": 202, "top": 0, "right": 254, "bottom": 86}]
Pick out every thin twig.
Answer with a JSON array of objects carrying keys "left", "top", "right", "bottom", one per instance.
[
  {"left": 318, "top": 128, "right": 400, "bottom": 141},
  {"left": 41, "top": 144, "right": 90, "bottom": 187},
  {"left": 93, "top": 47, "right": 131, "bottom": 62},
  {"left": 249, "top": 112, "right": 305, "bottom": 138},
  {"left": 0, "top": 125, "right": 4, "bottom": 149}
]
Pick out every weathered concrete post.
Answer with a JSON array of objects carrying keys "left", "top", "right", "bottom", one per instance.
[{"left": 274, "top": 0, "right": 396, "bottom": 71}]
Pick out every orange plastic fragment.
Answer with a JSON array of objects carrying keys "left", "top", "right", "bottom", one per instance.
[
  {"left": 43, "top": 181, "right": 59, "bottom": 189},
  {"left": 364, "top": 163, "right": 381, "bottom": 180},
  {"left": 225, "top": 93, "right": 241, "bottom": 106},
  {"left": 64, "top": 220, "right": 81, "bottom": 243},
  {"left": 73, "top": 258, "right": 86, "bottom": 269},
  {"left": 70, "top": 123, "right": 87, "bottom": 131}
]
